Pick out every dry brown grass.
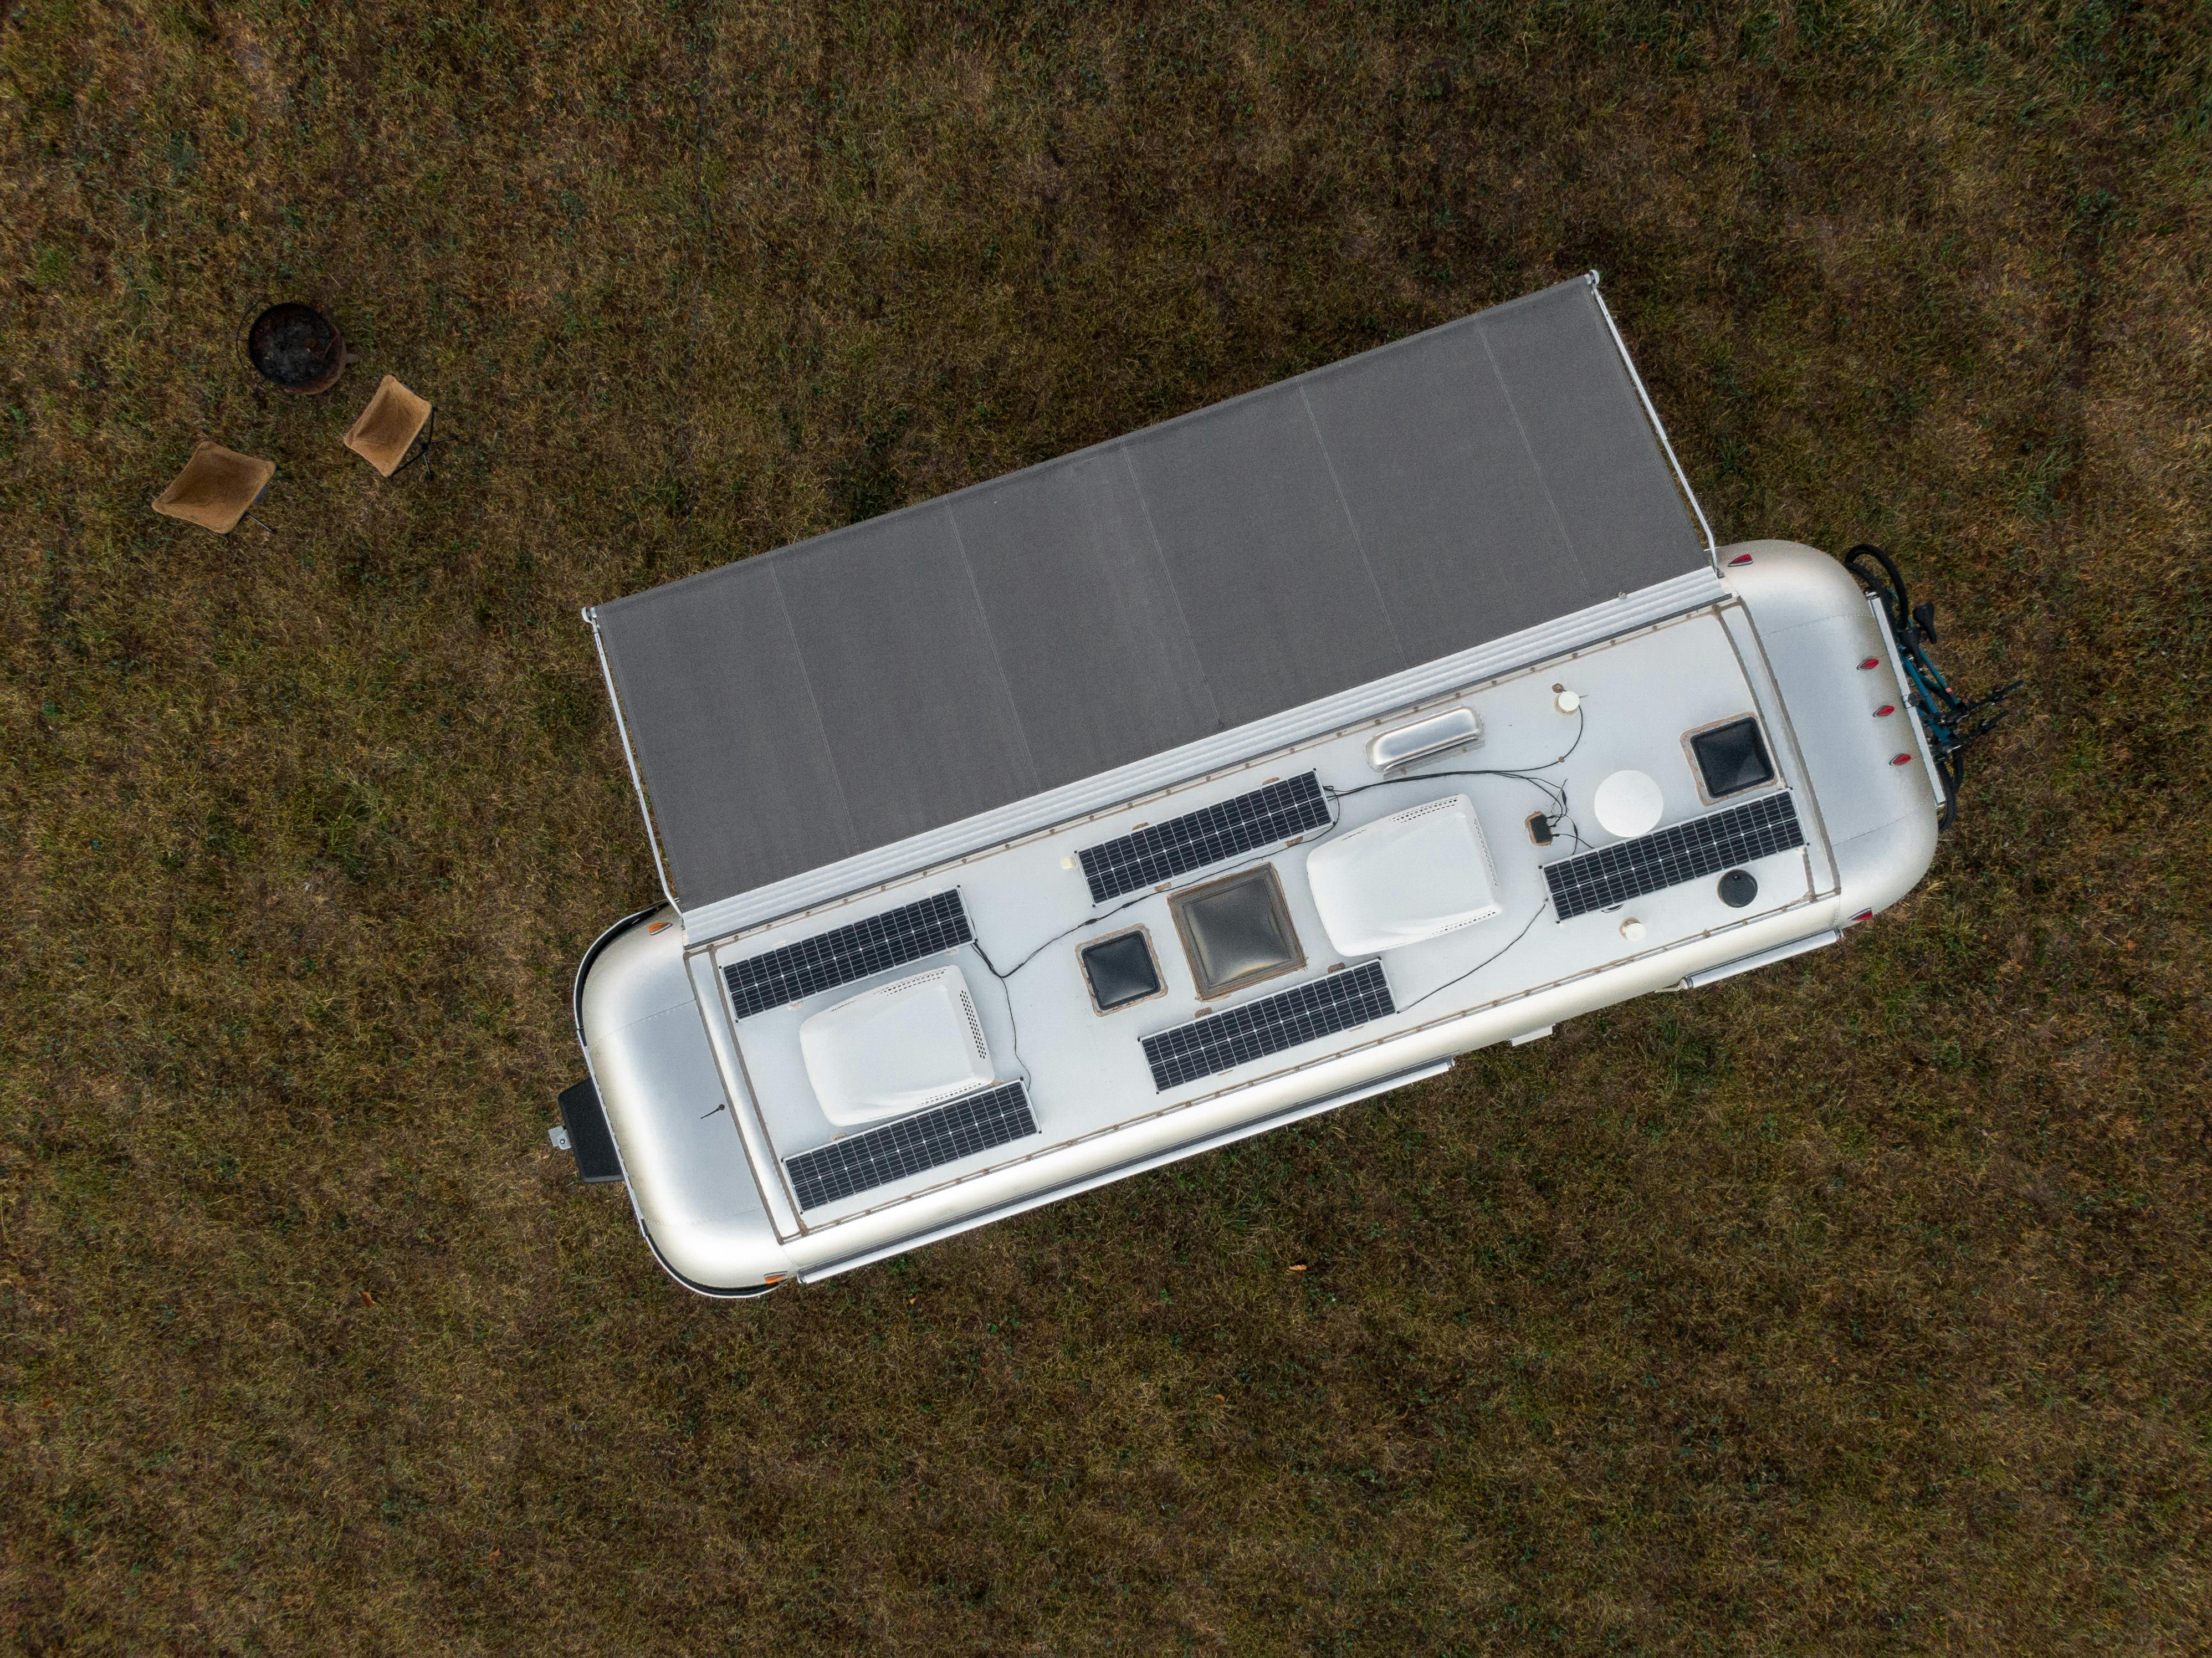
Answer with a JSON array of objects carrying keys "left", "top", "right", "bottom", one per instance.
[{"left": 3, "top": 2, "right": 2208, "bottom": 1652}]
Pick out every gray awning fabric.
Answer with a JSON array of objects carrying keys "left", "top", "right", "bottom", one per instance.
[{"left": 591, "top": 276, "right": 1711, "bottom": 913}]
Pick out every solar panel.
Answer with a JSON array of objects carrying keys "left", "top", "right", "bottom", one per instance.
[
  {"left": 1543, "top": 791, "right": 1804, "bottom": 922},
  {"left": 1077, "top": 772, "right": 1332, "bottom": 903},
  {"left": 723, "top": 890, "right": 972, "bottom": 1020},
  {"left": 1141, "top": 961, "right": 1395, "bottom": 1092},
  {"left": 782, "top": 1081, "right": 1037, "bottom": 1210}
]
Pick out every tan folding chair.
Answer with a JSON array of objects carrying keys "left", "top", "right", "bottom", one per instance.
[
  {"left": 343, "top": 375, "right": 434, "bottom": 478},
  {"left": 151, "top": 441, "right": 276, "bottom": 534}
]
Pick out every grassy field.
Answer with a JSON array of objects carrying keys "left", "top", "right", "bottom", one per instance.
[{"left": 4, "top": 2, "right": 2209, "bottom": 1651}]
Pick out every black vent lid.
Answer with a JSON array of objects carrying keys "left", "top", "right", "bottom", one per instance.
[
  {"left": 1691, "top": 717, "right": 1775, "bottom": 797},
  {"left": 1079, "top": 932, "right": 1162, "bottom": 1010}
]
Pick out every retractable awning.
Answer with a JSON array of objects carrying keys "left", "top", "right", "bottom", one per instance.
[{"left": 588, "top": 274, "right": 1714, "bottom": 918}]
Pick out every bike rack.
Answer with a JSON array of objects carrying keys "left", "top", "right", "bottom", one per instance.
[{"left": 1844, "top": 544, "right": 2021, "bottom": 832}]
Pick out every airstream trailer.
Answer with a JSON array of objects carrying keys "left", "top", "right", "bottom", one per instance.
[{"left": 553, "top": 275, "right": 2004, "bottom": 1296}]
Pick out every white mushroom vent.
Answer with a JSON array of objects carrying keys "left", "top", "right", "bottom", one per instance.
[{"left": 799, "top": 964, "right": 994, "bottom": 1127}]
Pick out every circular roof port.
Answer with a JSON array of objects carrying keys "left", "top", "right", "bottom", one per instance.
[{"left": 1717, "top": 869, "right": 1758, "bottom": 908}]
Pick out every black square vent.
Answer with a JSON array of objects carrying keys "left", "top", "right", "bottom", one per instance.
[
  {"left": 1689, "top": 717, "right": 1775, "bottom": 799},
  {"left": 1080, "top": 929, "right": 1164, "bottom": 1012}
]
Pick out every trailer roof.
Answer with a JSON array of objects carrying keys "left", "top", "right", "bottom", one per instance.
[{"left": 588, "top": 275, "right": 1713, "bottom": 914}]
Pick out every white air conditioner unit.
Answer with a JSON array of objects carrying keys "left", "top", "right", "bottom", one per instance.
[
  {"left": 1306, "top": 794, "right": 1502, "bottom": 955},
  {"left": 798, "top": 965, "right": 994, "bottom": 1126}
]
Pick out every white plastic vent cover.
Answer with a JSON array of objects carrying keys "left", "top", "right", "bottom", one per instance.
[
  {"left": 798, "top": 964, "right": 994, "bottom": 1127},
  {"left": 1305, "top": 794, "right": 1502, "bottom": 956}
]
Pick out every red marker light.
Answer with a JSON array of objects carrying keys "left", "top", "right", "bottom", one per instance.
[
  {"left": 1850, "top": 908, "right": 1874, "bottom": 924},
  {"left": 1890, "top": 753, "right": 1912, "bottom": 766},
  {"left": 1858, "top": 657, "right": 1880, "bottom": 671},
  {"left": 1728, "top": 552, "right": 1754, "bottom": 566},
  {"left": 1874, "top": 704, "right": 1896, "bottom": 717}
]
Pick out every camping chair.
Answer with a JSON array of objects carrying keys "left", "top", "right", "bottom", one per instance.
[
  {"left": 151, "top": 441, "right": 277, "bottom": 534},
  {"left": 343, "top": 375, "right": 435, "bottom": 479}
]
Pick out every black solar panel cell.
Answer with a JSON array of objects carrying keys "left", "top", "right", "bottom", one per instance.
[
  {"left": 1141, "top": 962, "right": 1396, "bottom": 1092},
  {"left": 1543, "top": 793, "right": 1804, "bottom": 922},
  {"left": 1077, "top": 773, "right": 1332, "bottom": 903},
  {"left": 783, "top": 1081, "right": 1037, "bottom": 1211},
  {"left": 723, "top": 890, "right": 972, "bottom": 1020}
]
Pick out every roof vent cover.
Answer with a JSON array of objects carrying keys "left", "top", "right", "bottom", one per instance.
[
  {"left": 1307, "top": 794, "right": 1501, "bottom": 955},
  {"left": 798, "top": 965, "right": 994, "bottom": 1126},
  {"left": 1365, "top": 707, "right": 1483, "bottom": 773},
  {"left": 1689, "top": 717, "right": 1776, "bottom": 800}
]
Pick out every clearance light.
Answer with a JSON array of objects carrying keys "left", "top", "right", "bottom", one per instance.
[
  {"left": 648, "top": 920, "right": 672, "bottom": 934},
  {"left": 1850, "top": 908, "right": 1875, "bottom": 924},
  {"left": 1858, "top": 657, "right": 1880, "bottom": 671},
  {"left": 1874, "top": 704, "right": 1896, "bottom": 717},
  {"left": 1728, "top": 552, "right": 1754, "bottom": 566},
  {"left": 1890, "top": 753, "right": 1913, "bottom": 766}
]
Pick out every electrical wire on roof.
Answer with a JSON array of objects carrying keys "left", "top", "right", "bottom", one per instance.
[
  {"left": 1324, "top": 704, "right": 1590, "bottom": 850},
  {"left": 972, "top": 834, "right": 1308, "bottom": 986},
  {"left": 973, "top": 709, "right": 1588, "bottom": 991},
  {"left": 970, "top": 886, "right": 1154, "bottom": 984},
  {"left": 1325, "top": 704, "right": 1585, "bottom": 801},
  {"left": 1340, "top": 767, "right": 1590, "bottom": 856},
  {"left": 966, "top": 936, "right": 1030, "bottom": 1079},
  {"left": 1395, "top": 900, "right": 1549, "bottom": 1015}
]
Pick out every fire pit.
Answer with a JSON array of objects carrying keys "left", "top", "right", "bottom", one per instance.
[{"left": 246, "top": 303, "right": 349, "bottom": 394}]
